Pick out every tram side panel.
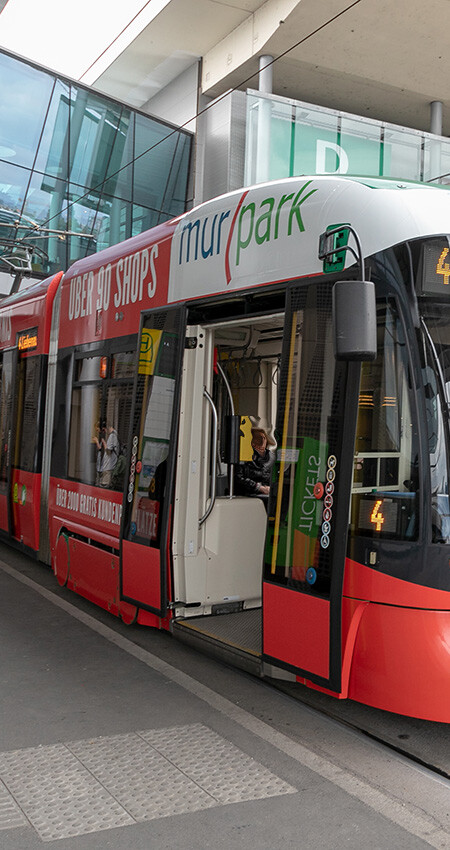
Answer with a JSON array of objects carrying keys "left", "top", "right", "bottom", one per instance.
[
  {"left": 0, "top": 273, "right": 63, "bottom": 554},
  {"left": 46, "top": 223, "right": 175, "bottom": 622}
]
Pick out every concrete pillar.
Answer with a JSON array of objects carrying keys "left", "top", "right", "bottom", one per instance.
[
  {"left": 259, "top": 55, "right": 273, "bottom": 94},
  {"left": 256, "top": 56, "right": 273, "bottom": 184},
  {"left": 430, "top": 101, "right": 443, "bottom": 135},
  {"left": 430, "top": 101, "right": 443, "bottom": 181}
]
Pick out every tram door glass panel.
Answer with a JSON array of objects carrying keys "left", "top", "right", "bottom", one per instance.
[
  {"left": 124, "top": 311, "right": 182, "bottom": 549},
  {"left": 264, "top": 283, "right": 348, "bottom": 596},
  {"left": 13, "top": 354, "right": 41, "bottom": 472},
  {"left": 0, "top": 351, "right": 13, "bottom": 488},
  {"left": 67, "top": 351, "right": 134, "bottom": 490},
  {"left": 349, "top": 300, "right": 420, "bottom": 545}
]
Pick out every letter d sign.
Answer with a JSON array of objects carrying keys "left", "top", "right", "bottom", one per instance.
[{"left": 316, "top": 140, "right": 349, "bottom": 175}]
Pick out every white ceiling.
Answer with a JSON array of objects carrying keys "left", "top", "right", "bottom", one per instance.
[{"left": 88, "top": 0, "right": 450, "bottom": 136}]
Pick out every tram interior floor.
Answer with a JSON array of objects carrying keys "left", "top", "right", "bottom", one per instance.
[{"left": 173, "top": 607, "right": 262, "bottom": 675}]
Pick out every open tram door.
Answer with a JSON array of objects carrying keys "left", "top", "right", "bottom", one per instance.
[
  {"left": 121, "top": 306, "right": 187, "bottom": 619},
  {"left": 262, "top": 277, "right": 376, "bottom": 692}
]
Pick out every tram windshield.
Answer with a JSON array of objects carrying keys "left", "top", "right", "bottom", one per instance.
[
  {"left": 349, "top": 299, "right": 420, "bottom": 544},
  {"left": 419, "top": 300, "right": 450, "bottom": 541}
]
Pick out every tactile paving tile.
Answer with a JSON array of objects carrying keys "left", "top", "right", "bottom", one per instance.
[
  {"left": 0, "top": 724, "right": 296, "bottom": 841},
  {"left": 68, "top": 732, "right": 216, "bottom": 820},
  {"left": 0, "top": 778, "right": 28, "bottom": 831},
  {"left": 140, "top": 723, "right": 297, "bottom": 804},
  {"left": 0, "top": 743, "right": 133, "bottom": 841}
]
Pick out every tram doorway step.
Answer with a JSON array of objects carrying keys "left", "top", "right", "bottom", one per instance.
[{"left": 172, "top": 607, "right": 262, "bottom": 677}]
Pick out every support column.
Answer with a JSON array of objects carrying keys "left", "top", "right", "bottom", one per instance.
[
  {"left": 430, "top": 101, "right": 443, "bottom": 182},
  {"left": 430, "top": 101, "right": 443, "bottom": 135},
  {"left": 256, "top": 56, "right": 273, "bottom": 184}
]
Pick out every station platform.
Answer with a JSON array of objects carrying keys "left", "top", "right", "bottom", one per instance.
[{"left": 0, "top": 542, "right": 449, "bottom": 850}]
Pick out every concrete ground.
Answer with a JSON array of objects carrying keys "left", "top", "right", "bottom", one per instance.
[{"left": 0, "top": 544, "right": 449, "bottom": 850}]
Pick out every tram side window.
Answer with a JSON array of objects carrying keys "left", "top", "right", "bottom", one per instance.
[
  {"left": 13, "top": 355, "right": 42, "bottom": 473},
  {"left": 67, "top": 351, "right": 134, "bottom": 491},
  {"left": 350, "top": 300, "right": 420, "bottom": 542},
  {"left": 0, "top": 352, "right": 13, "bottom": 486}
]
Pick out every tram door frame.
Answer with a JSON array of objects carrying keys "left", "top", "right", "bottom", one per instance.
[
  {"left": 262, "top": 280, "right": 362, "bottom": 693},
  {"left": 120, "top": 304, "right": 187, "bottom": 617}
]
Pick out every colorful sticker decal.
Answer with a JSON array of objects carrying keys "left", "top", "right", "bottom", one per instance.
[
  {"left": 306, "top": 567, "right": 317, "bottom": 585},
  {"left": 320, "top": 455, "right": 338, "bottom": 548},
  {"left": 291, "top": 436, "right": 324, "bottom": 581},
  {"left": 138, "top": 328, "right": 162, "bottom": 375}
]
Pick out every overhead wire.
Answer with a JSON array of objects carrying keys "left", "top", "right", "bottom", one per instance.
[{"left": 14, "top": 0, "right": 364, "bottom": 246}]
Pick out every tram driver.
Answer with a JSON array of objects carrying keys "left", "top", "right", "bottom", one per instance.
[{"left": 235, "top": 417, "right": 276, "bottom": 499}]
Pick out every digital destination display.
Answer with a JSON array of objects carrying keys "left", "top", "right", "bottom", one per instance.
[
  {"left": 418, "top": 239, "right": 450, "bottom": 295},
  {"left": 353, "top": 492, "right": 417, "bottom": 540},
  {"left": 17, "top": 327, "right": 38, "bottom": 352}
]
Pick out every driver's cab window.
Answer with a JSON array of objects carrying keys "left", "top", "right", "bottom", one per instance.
[{"left": 349, "top": 300, "right": 420, "bottom": 544}]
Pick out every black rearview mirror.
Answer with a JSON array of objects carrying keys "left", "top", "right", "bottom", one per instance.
[{"left": 332, "top": 280, "right": 377, "bottom": 361}]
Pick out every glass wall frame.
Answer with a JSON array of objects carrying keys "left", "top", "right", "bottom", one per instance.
[
  {"left": 245, "top": 89, "right": 450, "bottom": 189},
  {"left": 0, "top": 48, "right": 192, "bottom": 282}
]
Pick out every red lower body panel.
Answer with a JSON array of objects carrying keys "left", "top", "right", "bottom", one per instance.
[
  {"left": 345, "top": 600, "right": 450, "bottom": 722},
  {"left": 11, "top": 470, "right": 41, "bottom": 551},
  {"left": 263, "top": 582, "right": 330, "bottom": 680}
]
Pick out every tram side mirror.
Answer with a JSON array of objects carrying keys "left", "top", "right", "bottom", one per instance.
[
  {"left": 332, "top": 280, "right": 377, "bottom": 361},
  {"left": 223, "top": 415, "right": 241, "bottom": 464}
]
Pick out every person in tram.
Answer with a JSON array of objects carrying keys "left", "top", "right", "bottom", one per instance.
[
  {"left": 235, "top": 416, "right": 276, "bottom": 498},
  {"left": 93, "top": 419, "right": 105, "bottom": 486},
  {"left": 98, "top": 421, "right": 119, "bottom": 487}
]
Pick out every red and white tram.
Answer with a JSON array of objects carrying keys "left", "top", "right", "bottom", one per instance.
[{"left": 2, "top": 175, "right": 450, "bottom": 722}]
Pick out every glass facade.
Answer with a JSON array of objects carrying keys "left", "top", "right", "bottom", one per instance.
[
  {"left": 0, "top": 50, "right": 192, "bottom": 278},
  {"left": 245, "top": 91, "right": 450, "bottom": 188}
]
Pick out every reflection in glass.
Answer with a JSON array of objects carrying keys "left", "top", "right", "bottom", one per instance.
[
  {"left": 350, "top": 301, "right": 420, "bottom": 542},
  {"left": 421, "top": 302, "right": 450, "bottom": 541},
  {"left": 0, "top": 52, "right": 53, "bottom": 170},
  {"left": 0, "top": 49, "right": 192, "bottom": 282},
  {"left": 34, "top": 78, "right": 70, "bottom": 179}
]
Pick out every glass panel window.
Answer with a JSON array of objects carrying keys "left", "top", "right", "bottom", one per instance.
[
  {"left": 383, "top": 128, "right": 422, "bottom": 181},
  {"left": 112, "top": 351, "right": 135, "bottom": 379},
  {"left": 420, "top": 302, "right": 450, "bottom": 541},
  {"left": 340, "top": 118, "right": 381, "bottom": 177},
  {"left": 13, "top": 354, "right": 41, "bottom": 472},
  {"left": 0, "top": 159, "right": 32, "bottom": 230},
  {"left": 0, "top": 49, "right": 192, "bottom": 280},
  {"left": 68, "top": 383, "right": 102, "bottom": 485},
  {"left": 68, "top": 350, "right": 135, "bottom": 490},
  {"left": 132, "top": 205, "right": 159, "bottom": 237},
  {"left": 0, "top": 350, "right": 14, "bottom": 487},
  {"left": 349, "top": 301, "right": 420, "bottom": 543},
  {"left": 134, "top": 116, "right": 178, "bottom": 211},
  {"left": 33, "top": 79, "right": 70, "bottom": 180},
  {"left": 76, "top": 355, "right": 102, "bottom": 382},
  {"left": 125, "top": 311, "right": 183, "bottom": 548},
  {"left": 95, "top": 195, "right": 132, "bottom": 253},
  {"left": 162, "top": 134, "right": 192, "bottom": 219},
  {"left": 264, "top": 284, "right": 348, "bottom": 596},
  {"left": 21, "top": 171, "right": 69, "bottom": 274},
  {"left": 0, "top": 52, "right": 53, "bottom": 170},
  {"left": 102, "top": 383, "right": 133, "bottom": 491},
  {"left": 103, "top": 111, "right": 133, "bottom": 201}
]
